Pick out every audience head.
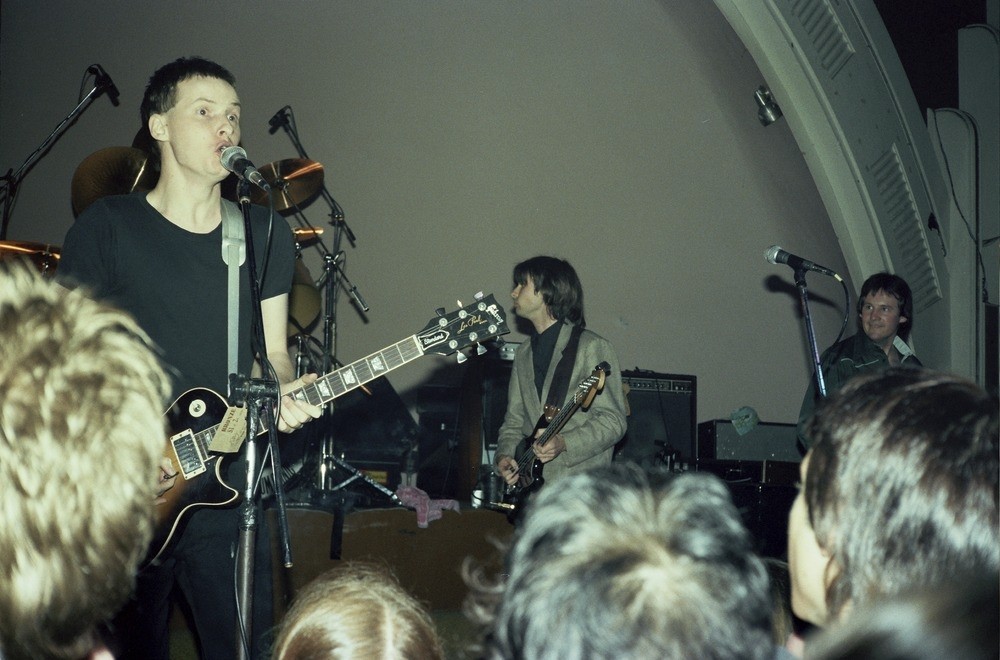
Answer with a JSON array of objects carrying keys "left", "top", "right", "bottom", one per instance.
[
  {"left": 789, "top": 367, "right": 998, "bottom": 626},
  {"left": 0, "top": 265, "right": 170, "bottom": 659},
  {"left": 512, "top": 255, "right": 585, "bottom": 326},
  {"left": 806, "top": 572, "right": 999, "bottom": 660},
  {"left": 272, "top": 562, "right": 444, "bottom": 660},
  {"left": 476, "top": 463, "right": 774, "bottom": 660}
]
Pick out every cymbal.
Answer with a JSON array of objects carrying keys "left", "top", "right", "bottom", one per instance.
[
  {"left": 0, "top": 240, "right": 60, "bottom": 275},
  {"left": 250, "top": 159, "right": 324, "bottom": 213},
  {"left": 292, "top": 226, "right": 324, "bottom": 248},
  {"left": 288, "top": 258, "right": 320, "bottom": 337},
  {"left": 71, "top": 147, "right": 158, "bottom": 217}
]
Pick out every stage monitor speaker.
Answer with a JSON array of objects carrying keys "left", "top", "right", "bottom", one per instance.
[{"left": 614, "top": 370, "right": 697, "bottom": 467}]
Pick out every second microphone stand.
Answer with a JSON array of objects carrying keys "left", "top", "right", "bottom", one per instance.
[{"left": 271, "top": 108, "right": 396, "bottom": 506}]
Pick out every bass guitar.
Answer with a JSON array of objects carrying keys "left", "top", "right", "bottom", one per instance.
[
  {"left": 148, "top": 294, "right": 508, "bottom": 565},
  {"left": 496, "top": 362, "right": 609, "bottom": 520}
]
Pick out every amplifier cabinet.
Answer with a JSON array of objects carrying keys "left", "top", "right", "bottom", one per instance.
[
  {"left": 697, "top": 419, "right": 802, "bottom": 463},
  {"left": 615, "top": 370, "right": 697, "bottom": 466}
]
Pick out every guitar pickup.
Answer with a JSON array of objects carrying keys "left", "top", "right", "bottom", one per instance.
[{"left": 170, "top": 429, "right": 207, "bottom": 479}]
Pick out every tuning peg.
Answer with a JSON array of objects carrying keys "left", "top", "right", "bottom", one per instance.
[
  {"left": 474, "top": 291, "right": 484, "bottom": 300},
  {"left": 435, "top": 307, "right": 446, "bottom": 317},
  {"left": 456, "top": 352, "right": 468, "bottom": 364},
  {"left": 476, "top": 344, "right": 487, "bottom": 356}
]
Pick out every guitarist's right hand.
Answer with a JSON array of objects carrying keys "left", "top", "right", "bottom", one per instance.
[
  {"left": 495, "top": 454, "right": 520, "bottom": 486},
  {"left": 155, "top": 456, "right": 178, "bottom": 505}
]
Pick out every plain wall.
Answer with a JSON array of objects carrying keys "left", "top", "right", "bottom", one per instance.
[{"left": 0, "top": 0, "right": 852, "bottom": 426}]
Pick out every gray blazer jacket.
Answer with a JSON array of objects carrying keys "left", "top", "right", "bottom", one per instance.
[{"left": 497, "top": 323, "right": 627, "bottom": 484}]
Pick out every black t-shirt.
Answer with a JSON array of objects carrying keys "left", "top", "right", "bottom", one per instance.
[{"left": 59, "top": 192, "right": 295, "bottom": 401}]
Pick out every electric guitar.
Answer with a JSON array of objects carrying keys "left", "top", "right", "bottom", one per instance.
[
  {"left": 148, "top": 295, "right": 509, "bottom": 566},
  {"left": 496, "top": 362, "right": 609, "bottom": 520}
]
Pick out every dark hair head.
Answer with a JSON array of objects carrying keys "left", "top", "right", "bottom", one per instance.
[
  {"left": 512, "top": 256, "right": 585, "bottom": 326},
  {"left": 807, "top": 572, "right": 999, "bottom": 660},
  {"left": 138, "top": 57, "right": 237, "bottom": 158},
  {"left": 857, "top": 272, "right": 914, "bottom": 339},
  {"left": 483, "top": 465, "right": 774, "bottom": 659},
  {"left": 804, "top": 367, "right": 999, "bottom": 618}
]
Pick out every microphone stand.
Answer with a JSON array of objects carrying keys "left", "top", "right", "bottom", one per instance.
[
  {"left": 1, "top": 74, "right": 108, "bottom": 240},
  {"left": 269, "top": 107, "right": 357, "bottom": 247},
  {"left": 270, "top": 108, "right": 395, "bottom": 507},
  {"left": 794, "top": 267, "right": 827, "bottom": 399},
  {"left": 227, "top": 179, "right": 292, "bottom": 659}
]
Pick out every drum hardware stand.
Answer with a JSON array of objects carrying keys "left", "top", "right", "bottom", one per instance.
[
  {"left": 1, "top": 65, "right": 116, "bottom": 240},
  {"left": 271, "top": 106, "right": 397, "bottom": 506}
]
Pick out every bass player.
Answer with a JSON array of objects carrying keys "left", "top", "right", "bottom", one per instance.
[{"left": 494, "top": 256, "right": 627, "bottom": 509}]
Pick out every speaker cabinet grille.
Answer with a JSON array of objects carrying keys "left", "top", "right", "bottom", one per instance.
[{"left": 615, "top": 370, "right": 697, "bottom": 466}]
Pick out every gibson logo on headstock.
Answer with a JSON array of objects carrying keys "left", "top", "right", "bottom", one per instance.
[
  {"left": 458, "top": 313, "right": 487, "bottom": 335},
  {"left": 418, "top": 331, "right": 448, "bottom": 348},
  {"left": 485, "top": 304, "right": 504, "bottom": 325}
]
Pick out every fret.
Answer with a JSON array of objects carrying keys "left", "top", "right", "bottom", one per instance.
[
  {"left": 352, "top": 358, "right": 375, "bottom": 384},
  {"left": 380, "top": 341, "right": 406, "bottom": 370},
  {"left": 398, "top": 337, "right": 423, "bottom": 362}
]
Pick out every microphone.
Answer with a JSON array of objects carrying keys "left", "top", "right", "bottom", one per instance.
[
  {"left": 765, "top": 245, "right": 840, "bottom": 278},
  {"left": 220, "top": 146, "right": 271, "bottom": 191},
  {"left": 268, "top": 106, "right": 290, "bottom": 134},
  {"left": 348, "top": 284, "right": 369, "bottom": 312},
  {"left": 88, "top": 64, "right": 120, "bottom": 107}
]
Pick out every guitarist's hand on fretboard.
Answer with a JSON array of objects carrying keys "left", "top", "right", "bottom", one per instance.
[{"left": 277, "top": 372, "right": 323, "bottom": 433}]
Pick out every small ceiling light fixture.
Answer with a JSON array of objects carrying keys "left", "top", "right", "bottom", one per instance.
[{"left": 755, "top": 85, "right": 783, "bottom": 126}]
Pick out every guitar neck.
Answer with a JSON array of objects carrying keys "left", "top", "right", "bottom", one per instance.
[
  {"left": 535, "top": 398, "right": 583, "bottom": 448},
  {"left": 290, "top": 335, "right": 425, "bottom": 407},
  {"left": 200, "top": 335, "right": 426, "bottom": 445}
]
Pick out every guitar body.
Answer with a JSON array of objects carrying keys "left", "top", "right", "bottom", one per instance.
[
  {"left": 498, "top": 363, "right": 610, "bottom": 523},
  {"left": 502, "top": 415, "right": 552, "bottom": 522},
  {"left": 147, "top": 388, "right": 241, "bottom": 566}
]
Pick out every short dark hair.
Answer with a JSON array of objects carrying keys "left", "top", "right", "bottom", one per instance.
[
  {"left": 474, "top": 464, "right": 774, "bottom": 659},
  {"left": 804, "top": 367, "right": 999, "bottom": 618},
  {"left": 139, "top": 57, "right": 237, "bottom": 158},
  {"left": 512, "top": 256, "right": 585, "bottom": 326},
  {"left": 807, "top": 572, "right": 999, "bottom": 660},
  {"left": 856, "top": 272, "right": 914, "bottom": 339}
]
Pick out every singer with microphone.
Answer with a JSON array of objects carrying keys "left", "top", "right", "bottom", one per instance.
[
  {"left": 58, "top": 56, "right": 322, "bottom": 660},
  {"left": 796, "top": 272, "right": 922, "bottom": 449}
]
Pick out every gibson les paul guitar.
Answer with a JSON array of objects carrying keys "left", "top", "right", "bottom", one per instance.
[
  {"left": 496, "top": 362, "right": 609, "bottom": 520},
  {"left": 149, "top": 295, "right": 509, "bottom": 566}
]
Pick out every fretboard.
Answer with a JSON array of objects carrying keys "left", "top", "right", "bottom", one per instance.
[{"left": 289, "top": 335, "right": 425, "bottom": 407}]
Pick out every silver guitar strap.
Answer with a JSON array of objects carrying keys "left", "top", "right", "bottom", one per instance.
[{"left": 220, "top": 199, "right": 246, "bottom": 376}]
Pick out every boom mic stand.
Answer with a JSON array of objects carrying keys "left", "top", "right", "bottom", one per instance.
[
  {"left": 270, "top": 107, "right": 397, "bottom": 507},
  {"left": 1, "top": 66, "right": 115, "bottom": 240}
]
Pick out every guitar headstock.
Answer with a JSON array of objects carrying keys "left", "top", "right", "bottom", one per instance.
[
  {"left": 576, "top": 362, "right": 610, "bottom": 407},
  {"left": 415, "top": 294, "right": 510, "bottom": 357}
]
